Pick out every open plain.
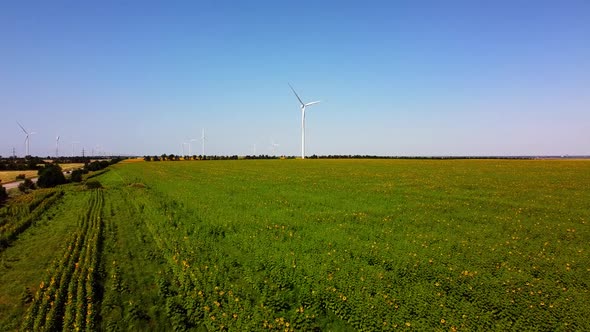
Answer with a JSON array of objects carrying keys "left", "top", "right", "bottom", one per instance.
[{"left": 1, "top": 159, "right": 589, "bottom": 330}]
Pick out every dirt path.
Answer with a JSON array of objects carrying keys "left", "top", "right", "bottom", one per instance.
[{"left": 1, "top": 178, "right": 38, "bottom": 190}]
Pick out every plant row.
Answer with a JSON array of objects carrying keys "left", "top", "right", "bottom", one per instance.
[
  {"left": 21, "top": 189, "right": 104, "bottom": 331},
  {"left": 0, "top": 189, "right": 63, "bottom": 251}
]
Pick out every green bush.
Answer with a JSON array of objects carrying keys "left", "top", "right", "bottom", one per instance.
[
  {"left": 0, "top": 184, "right": 7, "bottom": 204},
  {"left": 37, "top": 164, "right": 67, "bottom": 188},
  {"left": 85, "top": 180, "right": 103, "bottom": 189},
  {"left": 18, "top": 179, "right": 36, "bottom": 193},
  {"left": 70, "top": 169, "right": 83, "bottom": 183}
]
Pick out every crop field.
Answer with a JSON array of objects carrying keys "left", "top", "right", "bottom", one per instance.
[
  {"left": 0, "top": 159, "right": 589, "bottom": 330},
  {"left": 0, "top": 163, "right": 85, "bottom": 184}
]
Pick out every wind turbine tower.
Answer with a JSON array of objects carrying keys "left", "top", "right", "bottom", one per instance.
[
  {"left": 201, "top": 128, "right": 206, "bottom": 156},
  {"left": 289, "top": 84, "right": 320, "bottom": 159},
  {"left": 17, "top": 121, "right": 35, "bottom": 156},
  {"left": 56, "top": 136, "right": 60, "bottom": 157},
  {"left": 270, "top": 139, "right": 279, "bottom": 155}
]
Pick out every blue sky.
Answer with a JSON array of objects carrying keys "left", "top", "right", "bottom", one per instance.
[{"left": 1, "top": 1, "right": 589, "bottom": 157}]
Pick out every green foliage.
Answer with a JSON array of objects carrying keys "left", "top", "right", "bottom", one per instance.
[
  {"left": 92, "top": 159, "right": 590, "bottom": 330},
  {"left": 0, "top": 185, "right": 7, "bottom": 205},
  {"left": 85, "top": 160, "right": 113, "bottom": 172},
  {"left": 85, "top": 180, "right": 102, "bottom": 189},
  {"left": 21, "top": 190, "right": 104, "bottom": 331},
  {"left": 1, "top": 159, "right": 589, "bottom": 330},
  {"left": 70, "top": 169, "right": 83, "bottom": 183},
  {"left": 0, "top": 189, "right": 63, "bottom": 251},
  {"left": 18, "top": 178, "right": 36, "bottom": 193},
  {"left": 37, "top": 164, "right": 66, "bottom": 188}
]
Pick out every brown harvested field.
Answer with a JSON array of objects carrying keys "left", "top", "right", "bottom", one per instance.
[
  {"left": 0, "top": 170, "right": 37, "bottom": 184},
  {"left": 0, "top": 163, "right": 85, "bottom": 184}
]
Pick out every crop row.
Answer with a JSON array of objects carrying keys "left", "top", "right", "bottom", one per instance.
[
  {"left": 21, "top": 189, "right": 104, "bottom": 331},
  {"left": 0, "top": 189, "right": 63, "bottom": 251}
]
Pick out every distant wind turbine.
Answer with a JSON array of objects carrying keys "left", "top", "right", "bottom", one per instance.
[
  {"left": 289, "top": 84, "right": 320, "bottom": 159},
  {"left": 270, "top": 139, "right": 279, "bottom": 155},
  {"left": 55, "top": 136, "right": 60, "bottom": 157},
  {"left": 201, "top": 128, "right": 206, "bottom": 156},
  {"left": 17, "top": 121, "right": 36, "bottom": 156}
]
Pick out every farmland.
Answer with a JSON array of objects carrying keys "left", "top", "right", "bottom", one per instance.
[
  {"left": 0, "top": 163, "right": 85, "bottom": 184},
  {"left": 1, "top": 159, "right": 589, "bottom": 330}
]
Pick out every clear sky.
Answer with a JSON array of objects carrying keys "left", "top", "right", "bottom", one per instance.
[{"left": 1, "top": 1, "right": 589, "bottom": 157}]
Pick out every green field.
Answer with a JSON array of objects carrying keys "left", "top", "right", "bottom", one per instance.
[{"left": 1, "top": 159, "right": 589, "bottom": 330}]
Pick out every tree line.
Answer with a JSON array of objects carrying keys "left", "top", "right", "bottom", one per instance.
[
  {"left": 1, "top": 158, "right": 123, "bottom": 207},
  {"left": 0, "top": 156, "right": 122, "bottom": 171},
  {"left": 143, "top": 154, "right": 539, "bottom": 161}
]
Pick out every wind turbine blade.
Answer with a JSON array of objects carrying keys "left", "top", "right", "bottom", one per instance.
[
  {"left": 16, "top": 121, "right": 28, "bottom": 134},
  {"left": 305, "top": 101, "right": 320, "bottom": 107},
  {"left": 288, "top": 83, "right": 305, "bottom": 107}
]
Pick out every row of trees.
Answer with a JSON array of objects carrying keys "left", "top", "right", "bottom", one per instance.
[
  {"left": 4, "top": 158, "right": 123, "bottom": 197},
  {"left": 143, "top": 155, "right": 293, "bottom": 161},
  {"left": 144, "top": 154, "right": 540, "bottom": 161},
  {"left": 144, "top": 155, "right": 240, "bottom": 161},
  {"left": 0, "top": 156, "right": 45, "bottom": 171},
  {"left": 0, "top": 156, "right": 124, "bottom": 171}
]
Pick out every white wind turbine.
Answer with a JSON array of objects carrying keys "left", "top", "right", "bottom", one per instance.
[
  {"left": 289, "top": 84, "right": 320, "bottom": 159},
  {"left": 270, "top": 139, "right": 279, "bottom": 155},
  {"left": 180, "top": 142, "right": 189, "bottom": 156},
  {"left": 201, "top": 128, "right": 206, "bottom": 156},
  {"left": 55, "top": 136, "right": 60, "bottom": 157},
  {"left": 17, "top": 121, "right": 36, "bottom": 156}
]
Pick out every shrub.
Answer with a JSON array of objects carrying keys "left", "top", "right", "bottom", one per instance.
[
  {"left": 24, "top": 178, "right": 36, "bottom": 190},
  {"left": 37, "top": 164, "right": 67, "bottom": 188},
  {"left": 17, "top": 179, "right": 36, "bottom": 192},
  {"left": 85, "top": 180, "right": 102, "bottom": 189},
  {"left": 85, "top": 161, "right": 102, "bottom": 172},
  {"left": 70, "top": 169, "right": 83, "bottom": 183},
  {"left": 0, "top": 184, "right": 7, "bottom": 204},
  {"left": 16, "top": 174, "right": 26, "bottom": 180}
]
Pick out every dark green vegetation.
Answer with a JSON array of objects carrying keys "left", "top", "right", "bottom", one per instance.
[
  {"left": 1, "top": 159, "right": 589, "bottom": 331},
  {"left": 0, "top": 189, "right": 63, "bottom": 251},
  {"left": 36, "top": 164, "right": 67, "bottom": 189}
]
